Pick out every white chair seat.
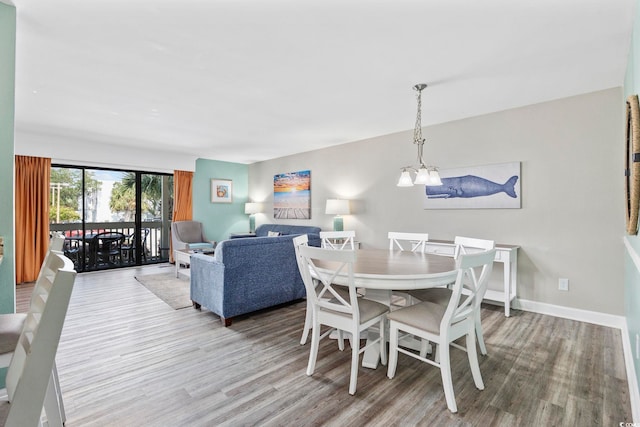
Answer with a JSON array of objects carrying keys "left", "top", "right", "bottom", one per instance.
[
  {"left": 408, "top": 287, "right": 452, "bottom": 306},
  {"left": 325, "top": 298, "right": 388, "bottom": 323},
  {"left": 386, "top": 301, "right": 446, "bottom": 335},
  {"left": 0, "top": 314, "right": 27, "bottom": 354}
]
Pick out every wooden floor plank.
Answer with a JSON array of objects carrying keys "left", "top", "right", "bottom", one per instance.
[{"left": 15, "top": 264, "right": 632, "bottom": 426}]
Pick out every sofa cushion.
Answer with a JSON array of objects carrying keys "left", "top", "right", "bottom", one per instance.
[{"left": 255, "top": 224, "right": 322, "bottom": 238}]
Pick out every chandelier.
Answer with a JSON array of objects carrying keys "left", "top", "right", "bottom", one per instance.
[{"left": 396, "top": 83, "right": 442, "bottom": 187}]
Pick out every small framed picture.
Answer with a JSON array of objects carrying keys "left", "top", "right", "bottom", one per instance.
[{"left": 211, "top": 179, "right": 233, "bottom": 203}]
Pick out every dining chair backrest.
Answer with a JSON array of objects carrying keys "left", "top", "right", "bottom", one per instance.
[
  {"left": 297, "top": 245, "right": 359, "bottom": 319},
  {"left": 49, "top": 233, "right": 65, "bottom": 252},
  {"left": 388, "top": 231, "right": 429, "bottom": 253},
  {"left": 320, "top": 230, "right": 355, "bottom": 250},
  {"left": 453, "top": 236, "right": 495, "bottom": 294},
  {"left": 35, "top": 234, "right": 67, "bottom": 286},
  {"left": 443, "top": 249, "right": 496, "bottom": 332},
  {"left": 453, "top": 236, "right": 495, "bottom": 259},
  {"left": 3, "top": 251, "right": 76, "bottom": 426},
  {"left": 292, "top": 234, "right": 309, "bottom": 272}
]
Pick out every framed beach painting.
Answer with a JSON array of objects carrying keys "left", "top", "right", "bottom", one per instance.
[
  {"left": 273, "top": 170, "right": 311, "bottom": 219},
  {"left": 424, "top": 162, "right": 521, "bottom": 209},
  {"left": 211, "top": 179, "right": 233, "bottom": 203}
]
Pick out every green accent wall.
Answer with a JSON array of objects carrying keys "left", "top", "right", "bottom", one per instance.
[
  {"left": 0, "top": 3, "right": 16, "bottom": 315},
  {"left": 0, "top": 2, "right": 16, "bottom": 389},
  {"left": 193, "top": 158, "right": 249, "bottom": 243}
]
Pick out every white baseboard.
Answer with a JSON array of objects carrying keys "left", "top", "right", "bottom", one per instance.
[
  {"left": 513, "top": 298, "right": 625, "bottom": 329},
  {"left": 621, "top": 322, "right": 640, "bottom": 422},
  {"left": 513, "top": 298, "right": 639, "bottom": 420}
]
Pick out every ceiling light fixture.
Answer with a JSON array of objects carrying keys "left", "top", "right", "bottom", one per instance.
[{"left": 397, "top": 83, "right": 442, "bottom": 187}]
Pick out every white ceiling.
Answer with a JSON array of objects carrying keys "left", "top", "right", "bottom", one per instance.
[{"left": 11, "top": 0, "right": 635, "bottom": 164}]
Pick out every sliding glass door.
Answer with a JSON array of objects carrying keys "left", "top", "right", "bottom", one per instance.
[{"left": 50, "top": 165, "right": 173, "bottom": 272}]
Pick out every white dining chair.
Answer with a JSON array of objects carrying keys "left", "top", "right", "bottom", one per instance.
[
  {"left": 320, "top": 230, "right": 356, "bottom": 250},
  {"left": 296, "top": 245, "right": 389, "bottom": 395},
  {"left": 293, "top": 234, "right": 317, "bottom": 346},
  {"left": 388, "top": 231, "right": 429, "bottom": 253},
  {"left": 409, "top": 236, "right": 495, "bottom": 355},
  {"left": 0, "top": 234, "right": 69, "bottom": 425},
  {"left": 0, "top": 251, "right": 76, "bottom": 426},
  {"left": 387, "top": 248, "right": 495, "bottom": 413},
  {"left": 297, "top": 233, "right": 357, "bottom": 346},
  {"left": 387, "top": 231, "right": 430, "bottom": 307}
]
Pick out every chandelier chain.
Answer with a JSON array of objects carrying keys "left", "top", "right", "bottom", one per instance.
[{"left": 413, "top": 87, "right": 423, "bottom": 146}]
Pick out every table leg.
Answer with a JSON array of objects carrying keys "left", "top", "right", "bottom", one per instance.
[
  {"left": 361, "top": 289, "right": 392, "bottom": 369},
  {"left": 504, "top": 258, "right": 510, "bottom": 317}
]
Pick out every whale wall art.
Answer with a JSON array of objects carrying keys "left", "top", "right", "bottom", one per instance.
[{"left": 424, "top": 162, "right": 521, "bottom": 209}]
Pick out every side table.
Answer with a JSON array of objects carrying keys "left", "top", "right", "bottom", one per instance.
[
  {"left": 174, "top": 249, "right": 192, "bottom": 278},
  {"left": 174, "top": 248, "right": 214, "bottom": 278}
]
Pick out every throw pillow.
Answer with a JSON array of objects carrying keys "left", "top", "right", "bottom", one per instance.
[{"left": 267, "top": 231, "right": 280, "bottom": 237}]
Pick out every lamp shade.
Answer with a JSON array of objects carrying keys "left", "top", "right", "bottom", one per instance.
[
  {"left": 397, "top": 170, "right": 414, "bottom": 187},
  {"left": 413, "top": 167, "right": 430, "bottom": 185},
  {"left": 325, "top": 199, "right": 350, "bottom": 215},
  {"left": 244, "top": 202, "right": 262, "bottom": 214}
]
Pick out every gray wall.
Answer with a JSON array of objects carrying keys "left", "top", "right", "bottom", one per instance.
[{"left": 249, "top": 88, "right": 624, "bottom": 315}]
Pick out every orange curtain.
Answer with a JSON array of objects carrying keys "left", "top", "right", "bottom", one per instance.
[
  {"left": 15, "top": 155, "right": 51, "bottom": 284},
  {"left": 170, "top": 170, "right": 193, "bottom": 262}
]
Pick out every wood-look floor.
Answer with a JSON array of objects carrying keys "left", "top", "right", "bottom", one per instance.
[{"left": 16, "top": 264, "right": 632, "bottom": 426}]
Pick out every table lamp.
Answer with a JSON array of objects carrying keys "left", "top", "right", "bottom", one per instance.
[
  {"left": 325, "top": 199, "right": 350, "bottom": 231},
  {"left": 245, "top": 202, "right": 262, "bottom": 233}
]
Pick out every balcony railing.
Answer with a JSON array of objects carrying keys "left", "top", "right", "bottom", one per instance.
[{"left": 50, "top": 221, "right": 171, "bottom": 272}]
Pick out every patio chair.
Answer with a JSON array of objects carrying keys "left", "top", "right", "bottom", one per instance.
[{"left": 122, "top": 228, "right": 149, "bottom": 264}]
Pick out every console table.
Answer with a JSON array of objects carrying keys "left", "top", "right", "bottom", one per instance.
[{"left": 424, "top": 240, "right": 519, "bottom": 317}]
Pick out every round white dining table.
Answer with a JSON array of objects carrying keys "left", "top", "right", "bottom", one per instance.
[
  {"left": 314, "top": 248, "right": 458, "bottom": 290},
  {"left": 313, "top": 248, "right": 459, "bottom": 369}
]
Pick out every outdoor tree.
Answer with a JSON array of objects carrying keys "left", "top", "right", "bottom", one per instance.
[
  {"left": 110, "top": 173, "right": 166, "bottom": 221},
  {"left": 49, "top": 168, "right": 100, "bottom": 223}
]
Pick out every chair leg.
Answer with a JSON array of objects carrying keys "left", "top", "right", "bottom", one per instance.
[
  {"left": 419, "top": 339, "right": 430, "bottom": 358},
  {"left": 439, "top": 343, "right": 457, "bottom": 413},
  {"left": 300, "top": 300, "right": 312, "bottom": 345},
  {"left": 52, "top": 363, "right": 66, "bottom": 424},
  {"left": 475, "top": 310, "right": 487, "bottom": 355},
  {"left": 379, "top": 318, "right": 387, "bottom": 366},
  {"left": 44, "top": 370, "right": 63, "bottom": 427},
  {"left": 467, "top": 329, "right": 485, "bottom": 390},
  {"left": 348, "top": 329, "right": 359, "bottom": 395},
  {"left": 307, "top": 318, "right": 321, "bottom": 376},
  {"left": 337, "top": 330, "right": 345, "bottom": 351},
  {"left": 387, "top": 322, "right": 398, "bottom": 379}
]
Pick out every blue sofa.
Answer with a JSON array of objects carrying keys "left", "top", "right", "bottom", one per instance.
[{"left": 190, "top": 224, "right": 321, "bottom": 326}]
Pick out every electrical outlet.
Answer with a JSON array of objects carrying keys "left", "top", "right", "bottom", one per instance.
[{"left": 558, "top": 278, "right": 569, "bottom": 291}]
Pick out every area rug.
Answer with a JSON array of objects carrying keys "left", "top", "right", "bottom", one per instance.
[{"left": 134, "top": 273, "right": 191, "bottom": 310}]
